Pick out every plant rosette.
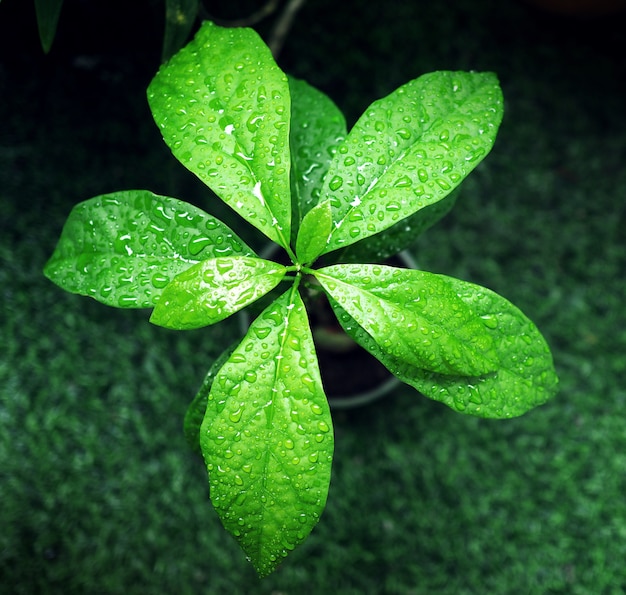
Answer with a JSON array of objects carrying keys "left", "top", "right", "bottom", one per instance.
[{"left": 44, "top": 21, "right": 559, "bottom": 577}]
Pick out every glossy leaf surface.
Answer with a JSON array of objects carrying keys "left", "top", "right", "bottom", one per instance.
[
  {"left": 330, "top": 277, "right": 558, "bottom": 418},
  {"left": 319, "top": 71, "right": 503, "bottom": 254},
  {"left": 44, "top": 190, "right": 253, "bottom": 308},
  {"left": 148, "top": 21, "right": 292, "bottom": 247},
  {"left": 288, "top": 77, "right": 346, "bottom": 239},
  {"left": 295, "top": 200, "right": 332, "bottom": 265},
  {"left": 200, "top": 288, "right": 333, "bottom": 577},
  {"left": 336, "top": 190, "right": 458, "bottom": 264},
  {"left": 150, "top": 257, "right": 287, "bottom": 329},
  {"left": 315, "top": 264, "right": 499, "bottom": 376}
]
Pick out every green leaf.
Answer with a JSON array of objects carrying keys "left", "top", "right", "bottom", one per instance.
[
  {"left": 43, "top": 190, "right": 253, "bottom": 308},
  {"left": 336, "top": 189, "right": 458, "bottom": 264},
  {"left": 199, "top": 287, "right": 333, "bottom": 577},
  {"left": 288, "top": 77, "right": 347, "bottom": 240},
  {"left": 315, "top": 264, "right": 499, "bottom": 376},
  {"left": 35, "top": 0, "right": 64, "bottom": 53},
  {"left": 162, "top": 0, "right": 199, "bottom": 62},
  {"left": 319, "top": 71, "right": 503, "bottom": 254},
  {"left": 184, "top": 343, "right": 236, "bottom": 454},
  {"left": 295, "top": 200, "right": 332, "bottom": 265},
  {"left": 148, "top": 21, "right": 292, "bottom": 248},
  {"left": 329, "top": 278, "right": 558, "bottom": 418},
  {"left": 150, "top": 257, "right": 287, "bottom": 329}
]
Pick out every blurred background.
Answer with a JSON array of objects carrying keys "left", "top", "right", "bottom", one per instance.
[{"left": 1, "top": 0, "right": 625, "bottom": 592}]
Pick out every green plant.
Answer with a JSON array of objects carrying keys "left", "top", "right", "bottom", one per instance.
[{"left": 44, "top": 21, "right": 558, "bottom": 577}]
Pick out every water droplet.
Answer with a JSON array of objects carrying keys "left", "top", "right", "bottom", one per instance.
[
  {"left": 418, "top": 169, "right": 429, "bottom": 183},
  {"left": 393, "top": 176, "right": 411, "bottom": 188},
  {"left": 244, "top": 371, "right": 257, "bottom": 383},
  {"left": 288, "top": 336, "right": 301, "bottom": 351},
  {"left": 254, "top": 326, "right": 271, "bottom": 340},
  {"left": 234, "top": 474, "right": 244, "bottom": 486},
  {"left": 188, "top": 236, "right": 212, "bottom": 255},
  {"left": 329, "top": 175, "right": 343, "bottom": 191},
  {"left": 308, "top": 452, "right": 319, "bottom": 463},
  {"left": 301, "top": 374, "right": 315, "bottom": 390},
  {"left": 284, "top": 439, "right": 294, "bottom": 450},
  {"left": 151, "top": 273, "right": 169, "bottom": 288},
  {"left": 317, "top": 420, "right": 330, "bottom": 433},
  {"left": 310, "top": 403, "right": 322, "bottom": 415},
  {"left": 396, "top": 128, "right": 411, "bottom": 140},
  {"left": 480, "top": 314, "right": 498, "bottom": 329},
  {"left": 468, "top": 385, "right": 482, "bottom": 404},
  {"left": 229, "top": 407, "right": 243, "bottom": 423}
]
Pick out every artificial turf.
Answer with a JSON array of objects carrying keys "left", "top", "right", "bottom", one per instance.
[{"left": 1, "top": 0, "right": 625, "bottom": 592}]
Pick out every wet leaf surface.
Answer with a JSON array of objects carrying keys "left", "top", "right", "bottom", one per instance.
[
  {"left": 320, "top": 71, "right": 503, "bottom": 254},
  {"left": 43, "top": 190, "right": 253, "bottom": 308},
  {"left": 199, "top": 287, "right": 333, "bottom": 577},
  {"left": 148, "top": 21, "right": 292, "bottom": 248}
]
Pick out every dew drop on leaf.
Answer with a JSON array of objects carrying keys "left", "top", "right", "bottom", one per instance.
[
  {"left": 244, "top": 371, "right": 257, "bottom": 383},
  {"left": 480, "top": 314, "right": 499, "bottom": 329},
  {"left": 329, "top": 175, "right": 344, "bottom": 191},
  {"left": 317, "top": 421, "right": 330, "bottom": 433},
  {"left": 151, "top": 273, "right": 169, "bottom": 288}
]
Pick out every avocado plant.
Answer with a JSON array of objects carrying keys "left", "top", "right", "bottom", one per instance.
[{"left": 44, "top": 21, "right": 558, "bottom": 577}]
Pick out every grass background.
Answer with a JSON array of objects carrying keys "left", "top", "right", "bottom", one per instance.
[{"left": 1, "top": 0, "right": 625, "bottom": 592}]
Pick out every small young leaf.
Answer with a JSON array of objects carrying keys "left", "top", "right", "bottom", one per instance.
[
  {"left": 44, "top": 190, "right": 253, "bottom": 308},
  {"left": 319, "top": 71, "right": 503, "bottom": 254},
  {"left": 148, "top": 21, "right": 292, "bottom": 248},
  {"left": 315, "top": 264, "right": 499, "bottom": 376},
  {"left": 150, "top": 257, "right": 287, "bottom": 329},
  {"left": 295, "top": 200, "right": 332, "bottom": 265},
  {"left": 200, "top": 287, "right": 333, "bottom": 577},
  {"left": 329, "top": 278, "right": 558, "bottom": 418},
  {"left": 288, "top": 77, "right": 347, "bottom": 239}
]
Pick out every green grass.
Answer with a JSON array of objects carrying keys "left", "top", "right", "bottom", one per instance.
[{"left": 2, "top": 0, "right": 626, "bottom": 592}]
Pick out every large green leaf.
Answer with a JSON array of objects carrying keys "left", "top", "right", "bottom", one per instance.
[
  {"left": 150, "top": 256, "right": 287, "bottom": 329},
  {"left": 200, "top": 287, "right": 333, "bottom": 577},
  {"left": 315, "top": 264, "right": 499, "bottom": 376},
  {"left": 329, "top": 277, "right": 558, "bottom": 418},
  {"left": 148, "top": 21, "right": 292, "bottom": 248},
  {"left": 288, "top": 77, "right": 347, "bottom": 241},
  {"left": 335, "top": 190, "right": 458, "bottom": 264},
  {"left": 319, "top": 71, "right": 503, "bottom": 254},
  {"left": 44, "top": 190, "right": 253, "bottom": 308}
]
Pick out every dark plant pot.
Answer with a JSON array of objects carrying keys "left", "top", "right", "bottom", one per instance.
[{"left": 256, "top": 245, "right": 416, "bottom": 409}]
